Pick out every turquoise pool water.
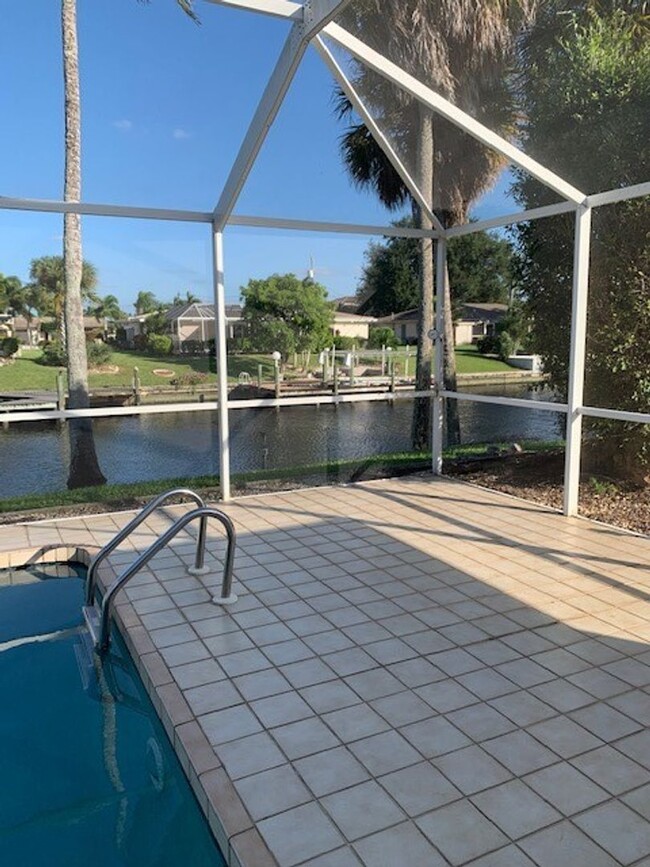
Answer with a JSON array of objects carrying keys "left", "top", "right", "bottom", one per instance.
[{"left": 0, "top": 564, "right": 226, "bottom": 867}]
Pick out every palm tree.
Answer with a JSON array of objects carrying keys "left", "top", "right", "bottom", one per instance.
[
  {"left": 89, "top": 294, "right": 125, "bottom": 322},
  {"left": 60, "top": 0, "right": 197, "bottom": 488},
  {"left": 1, "top": 275, "right": 42, "bottom": 347},
  {"left": 134, "top": 290, "right": 161, "bottom": 315},
  {"left": 61, "top": 0, "right": 106, "bottom": 487},
  {"left": 172, "top": 290, "right": 201, "bottom": 306},
  {"left": 29, "top": 255, "right": 98, "bottom": 344},
  {"left": 336, "top": 0, "right": 534, "bottom": 448}
]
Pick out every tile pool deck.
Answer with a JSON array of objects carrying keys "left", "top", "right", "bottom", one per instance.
[{"left": 3, "top": 476, "right": 650, "bottom": 866}]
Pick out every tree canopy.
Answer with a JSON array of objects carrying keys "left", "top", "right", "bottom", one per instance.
[
  {"left": 172, "top": 290, "right": 201, "bottom": 307},
  {"left": 134, "top": 290, "right": 162, "bottom": 315},
  {"left": 87, "top": 293, "right": 125, "bottom": 321},
  {"left": 29, "top": 255, "right": 98, "bottom": 320},
  {"left": 357, "top": 222, "right": 516, "bottom": 318},
  {"left": 241, "top": 274, "right": 333, "bottom": 358},
  {"left": 514, "top": 5, "right": 650, "bottom": 473}
]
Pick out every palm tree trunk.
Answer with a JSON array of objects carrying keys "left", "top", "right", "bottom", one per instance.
[
  {"left": 411, "top": 107, "right": 435, "bottom": 451},
  {"left": 62, "top": 0, "right": 105, "bottom": 488}
]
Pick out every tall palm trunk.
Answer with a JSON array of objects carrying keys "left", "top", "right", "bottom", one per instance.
[
  {"left": 412, "top": 106, "right": 435, "bottom": 451},
  {"left": 410, "top": 108, "right": 462, "bottom": 451},
  {"left": 62, "top": 0, "right": 105, "bottom": 488}
]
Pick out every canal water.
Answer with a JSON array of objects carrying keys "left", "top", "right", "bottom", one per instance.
[{"left": 0, "top": 385, "right": 564, "bottom": 497}]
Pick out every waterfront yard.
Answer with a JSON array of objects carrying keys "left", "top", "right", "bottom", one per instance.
[
  {"left": 0, "top": 345, "right": 517, "bottom": 393},
  {"left": 0, "top": 349, "right": 274, "bottom": 391}
]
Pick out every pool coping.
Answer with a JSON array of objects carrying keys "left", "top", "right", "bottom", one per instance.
[{"left": 4, "top": 544, "right": 269, "bottom": 867}]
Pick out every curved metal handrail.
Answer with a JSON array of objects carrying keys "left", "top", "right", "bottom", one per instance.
[
  {"left": 85, "top": 488, "right": 206, "bottom": 606},
  {"left": 95, "top": 506, "right": 237, "bottom": 653}
]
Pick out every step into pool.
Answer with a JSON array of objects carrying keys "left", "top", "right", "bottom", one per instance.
[{"left": 0, "top": 563, "right": 226, "bottom": 867}]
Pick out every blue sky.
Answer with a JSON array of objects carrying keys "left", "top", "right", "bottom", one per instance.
[{"left": 0, "top": 0, "right": 517, "bottom": 311}]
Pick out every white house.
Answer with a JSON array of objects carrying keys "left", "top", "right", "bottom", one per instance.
[{"left": 378, "top": 302, "right": 508, "bottom": 345}]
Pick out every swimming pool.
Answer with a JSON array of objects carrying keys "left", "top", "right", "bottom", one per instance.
[{"left": 0, "top": 562, "right": 226, "bottom": 867}]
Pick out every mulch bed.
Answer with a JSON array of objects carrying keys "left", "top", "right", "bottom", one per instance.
[{"left": 445, "top": 450, "right": 650, "bottom": 537}]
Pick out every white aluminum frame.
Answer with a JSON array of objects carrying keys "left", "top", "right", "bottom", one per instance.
[
  {"left": 212, "top": 0, "right": 354, "bottom": 230},
  {"left": 1, "top": 0, "right": 648, "bottom": 515},
  {"left": 212, "top": 229, "right": 232, "bottom": 500},
  {"left": 203, "top": 0, "right": 302, "bottom": 19},
  {"left": 563, "top": 205, "right": 592, "bottom": 516}
]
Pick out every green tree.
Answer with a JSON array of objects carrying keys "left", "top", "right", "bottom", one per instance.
[
  {"left": 241, "top": 274, "right": 334, "bottom": 358},
  {"left": 448, "top": 233, "right": 514, "bottom": 312},
  {"left": 368, "top": 326, "right": 399, "bottom": 349},
  {"left": 172, "top": 290, "right": 201, "bottom": 306},
  {"left": 29, "top": 255, "right": 98, "bottom": 343},
  {"left": 358, "top": 222, "right": 516, "bottom": 317},
  {"left": 134, "top": 290, "right": 161, "bottom": 315},
  {"left": 1, "top": 275, "right": 44, "bottom": 346},
  {"left": 87, "top": 294, "right": 125, "bottom": 321},
  {"left": 0, "top": 274, "right": 17, "bottom": 312},
  {"left": 357, "top": 223, "right": 420, "bottom": 317},
  {"left": 336, "top": 0, "right": 534, "bottom": 448},
  {"left": 514, "top": 5, "right": 650, "bottom": 476}
]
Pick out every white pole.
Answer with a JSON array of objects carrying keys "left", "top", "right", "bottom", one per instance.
[
  {"left": 563, "top": 204, "right": 592, "bottom": 516},
  {"left": 432, "top": 238, "right": 446, "bottom": 474},
  {"left": 212, "top": 227, "right": 231, "bottom": 502}
]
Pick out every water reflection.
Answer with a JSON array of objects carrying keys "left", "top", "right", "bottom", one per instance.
[{"left": 0, "top": 386, "right": 563, "bottom": 497}]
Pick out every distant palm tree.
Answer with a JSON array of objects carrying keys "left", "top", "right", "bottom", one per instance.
[
  {"left": 172, "top": 290, "right": 201, "bottom": 307},
  {"left": 1, "top": 275, "right": 42, "bottom": 347},
  {"left": 60, "top": 0, "right": 197, "bottom": 487},
  {"left": 29, "top": 255, "right": 98, "bottom": 345},
  {"left": 134, "top": 290, "right": 161, "bottom": 315},
  {"left": 336, "top": 0, "right": 534, "bottom": 448},
  {"left": 89, "top": 294, "right": 125, "bottom": 322}
]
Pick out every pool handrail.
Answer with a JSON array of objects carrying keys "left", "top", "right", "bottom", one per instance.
[
  {"left": 87, "top": 506, "right": 237, "bottom": 653},
  {"left": 84, "top": 488, "right": 206, "bottom": 606}
]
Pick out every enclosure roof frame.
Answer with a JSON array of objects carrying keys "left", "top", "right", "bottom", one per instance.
[
  {"left": 204, "top": 0, "right": 590, "bottom": 237},
  {"left": 212, "top": 0, "right": 356, "bottom": 230}
]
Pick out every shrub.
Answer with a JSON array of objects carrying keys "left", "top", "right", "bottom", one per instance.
[
  {"left": 496, "top": 332, "right": 517, "bottom": 362},
  {"left": 0, "top": 337, "right": 19, "bottom": 358},
  {"left": 180, "top": 340, "right": 206, "bottom": 356},
  {"left": 87, "top": 341, "right": 113, "bottom": 366},
  {"left": 476, "top": 334, "right": 500, "bottom": 356},
  {"left": 170, "top": 371, "right": 209, "bottom": 389},
  {"left": 40, "top": 341, "right": 67, "bottom": 367},
  {"left": 146, "top": 333, "right": 173, "bottom": 356},
  {"left": 332, "top": 335, "right": 355, "bottom": 350},
  {"left": 367, "top": 326, "right": 398, "bottom": 349}
]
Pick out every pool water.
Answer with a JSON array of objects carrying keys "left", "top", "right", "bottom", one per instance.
[{"left": 0, "top": 564, "right": 226, "bottom": 867}]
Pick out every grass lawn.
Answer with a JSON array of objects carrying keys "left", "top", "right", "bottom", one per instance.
[
  {"left": 0, "top": 349, "right": 276, "bottom": 392},
  {"left": 0, "top": 345, "right": 515, "bottom": 393},
  {"left": 454, "top": 344, "right": 516, "bottom": 374}
]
